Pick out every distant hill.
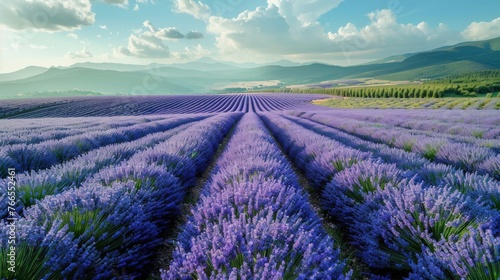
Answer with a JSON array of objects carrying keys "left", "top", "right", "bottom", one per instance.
[
  {"left": 0, "top": 67, "right": 205, "bottom": 96},
  {"left": 1, "top": 37, "right": 499, "bottom": 97},
  {"left": 67, "top": 62, "right": 157, "bottom": 72},
  {"left": 0, "top": 66, "right": 48, "bottom": 82},
  {"left": 357, "top": 37, "right": 500, "bottom": 79},
  {"left": 363, "top": 54, "right": 413, "bottom": 64}
]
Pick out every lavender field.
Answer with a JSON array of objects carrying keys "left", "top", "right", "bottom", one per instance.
[{"left": 1, "top": 94, "right": 500, "bottom": 279}]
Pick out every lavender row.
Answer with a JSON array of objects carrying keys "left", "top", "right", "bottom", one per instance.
[
  {"left": 284, "top": 112, "right": 500, "bottom": 212},
  {"left": 0, "top": 115, "right": 167, "bottom": 147},
  {"left": 331, "top": 109, "right": 500, "bottom": 139},
  {"left": 260, "top": 113, "right": 500, "bottom": 278},
  {"left": 296, "top": 111, "right": 500, "bottom": 152},
  {"left": 83, "top": 112, "right": 239, "bottom": 232},
  {"left": 0, "top": 98, "right": 76, "bottom": 118},
  {"left": 0, "top": 113, "right": 239, "bottom": 279},
  {"left": 295, "top": 112, "right": 500, "bottom": 178},
  {"left": 4, "top": 94, "right": 328, "bottom": 118},
  {"left": 0, "top": 115, "right": 202, "bottom": 177},
  {"left": 305, "top": 110, "right": 500, "bottom": 152},
  {"left": 283, "top": 114, "right": 500, "bottom": 206},
  {"left": 86, "top": 112, "right": 240, "bottom": 208},
  {"left": 0, "top": 117, "right": 205, "bottom": 220},
  {"left": 260, "top": 114, "right": 372, "bottom": 191},
  {"left": 164, "top": 113, "right": 350, "bottom": 279},
  {"left": 316, "top": 108, "right": 500, "bottom": 127}
]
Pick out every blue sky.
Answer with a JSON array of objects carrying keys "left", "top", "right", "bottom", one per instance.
[{"left": 1, "top": 0, "right": 500, "bottom": 73}]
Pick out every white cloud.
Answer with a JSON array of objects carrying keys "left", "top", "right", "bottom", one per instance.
[
  {"left": 68, "top": 33, "right": 78, "bottom": 39},
  {"left": 206, "top": 1, "right": 343, "bottom": 56},
  {"left": 173, "top": 0, "right": 211, "bottom": 20},
  {"left": 66, "top": 46, "right": 93, "bottom": 59},
  {"left": 100, "top": 25, "right": 107, "bottom": 30},
  {"left": 207, "top": 4, "right": 460, "bottom": 64},
  {"left": 157, "top": 28, "right": 185, "bottom": 39},
  {"left": 115, "top": 34, "right": 170, "bottom": 58},
  {"left": 133, "top": 4, "right": 139, "bottom": 11},
  {"left": 0, "top": 0, "right": 95, "bottom": 31},
  {"left": 143, "top": 20, "right": 155, "bottom": 32},
  {"left": 103, "top": 0, "right": 128, "bottom": 8},
  {"left": 462, "top": 17, "right": 500, "bottom": 41},
  {"left": 114, "top": 21, "right": 171, "bottom": 58},
  {"left": 328, "top": 10, "right": 456, "bottom": 54},
  {"left": 114, "top": 20, "right": 204, "bottom": 58}
]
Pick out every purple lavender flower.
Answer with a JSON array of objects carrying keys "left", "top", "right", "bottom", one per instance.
[
  {"left": 442, "top": 171, "right": 500, "bottom": 210},
  {"left": 322, "top": 160, "right": 407, "bottom": 224},
  {"left": 0, "top": 215, "right": 97, "bottom": 279},
  {"left": 354, "top": 181, "right": 487, "bottom": 271},
  {"left": 433, "top": 228, "right": 500, "bottom": 279},
  {"left": 479, "top": 154, "right": 500, "bottom": 180},
  {"left": 435, "top": 142, "right": 495, "bottom": 173},
  {"left": 23, "top": 182, "right": 161, "bottom": 278}
]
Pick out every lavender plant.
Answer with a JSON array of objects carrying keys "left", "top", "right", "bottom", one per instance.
[
  {"left": 0, "top": 219, "right": 96, "bottom": 279},
  {"left": 432, "top": 228, "right": 500, "bottom": 279},
  {"left": 355, "top": 182, "right": 488, "bottom": 272},
  {"left": 322, "top": 160, "right": 408, "bottom": 225}
]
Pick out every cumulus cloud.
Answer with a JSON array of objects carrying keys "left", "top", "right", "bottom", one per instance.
[
  {"left": 133, "top": 4, "right": 139, "bottom": 11},
  {"left": 207, "top": 1, "right": 343, "bottom": 56},
  {"left": 462, "top": 17, "right": 500, "bottom": 41},
  {"left": 186, "top": 31, "right": 204, "bottom": 39},
  {"left": 141, "top": 20, "right": 187, "bottom": 39},
  {"left": 327, "top": 10, "right": 456, "bottom": 54},
  {"left": 115, "top": 21, "right": 204, "bottom": 58},
  {"left": 207, "top": 3, "right": 459, "bottom": 63},
  {"left": 173, "top": 0, "right": 211, "bottom": 20},
  {"left": 114, "top": 21, "right": 171, "bottom": 58},
  {"left": 66, "top": 46, "right": 93, "bottom": 59},
  {"left": 157, "top": 28, "right": 185, "bottom": 39},
  {"left": 115, "top": 33, "right": 171, "bottom": 58},
  {"left": 68, "top": 33, "right": 78, "bottom": 39},
  {"left": 0, "top": 0, "right": 95, "bottom": 31},
  {"left": 100, "top": 25, "right": 107, "bottom": 30}
]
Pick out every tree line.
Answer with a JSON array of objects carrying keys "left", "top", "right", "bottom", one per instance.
[{"left": 255, "top": 70, "right": 500, "bottom": 98}]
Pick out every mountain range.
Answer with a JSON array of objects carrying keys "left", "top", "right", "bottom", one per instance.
[{"left": 1, "top": 36, "right": 499, "bottom": 98}]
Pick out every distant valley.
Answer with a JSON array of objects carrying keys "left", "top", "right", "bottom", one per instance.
[{"left": 1, "top": 36, "right": 499, "bottom": 99}]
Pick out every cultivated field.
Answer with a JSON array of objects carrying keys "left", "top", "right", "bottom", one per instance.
[
  {"left": 313, "top": 97, "right": 500, "bottom": 110},
  {"left": 1, "top": 94, "right": 499, "bottom": 279}
]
